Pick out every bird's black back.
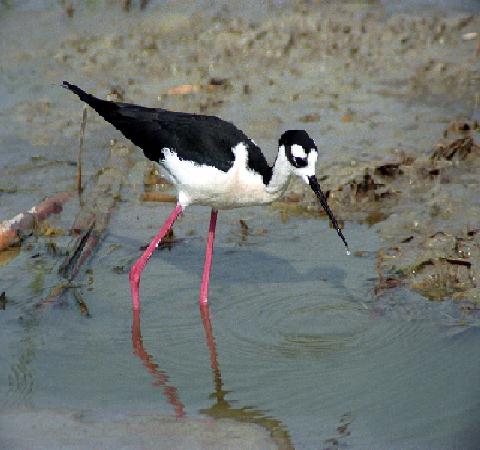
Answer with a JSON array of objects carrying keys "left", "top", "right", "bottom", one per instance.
[{"left": 63, "top": 82, "right": 272, "bottom": 184}]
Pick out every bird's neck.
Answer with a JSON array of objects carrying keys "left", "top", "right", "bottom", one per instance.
[{"left": 265, "top": 147, "right": 292, "bottom": 197}]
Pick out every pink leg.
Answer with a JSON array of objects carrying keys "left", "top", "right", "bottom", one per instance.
[
  {"left": 199, "top": 209, "right": 218, "bottom": 305},
  {"left": 129, "top": 203, "right": 184, "bottom": 310}
]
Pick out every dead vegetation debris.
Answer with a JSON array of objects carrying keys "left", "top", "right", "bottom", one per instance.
[
  {"left": 372, "top": 123, "right": 480, "bottom": 303},
  {"left": 377, "top": 230, "right": 479, "bottom": 302},
  {"left": 431, "top": 135, "right": 480, "bottom": 162},
  {"left": 36, "top": 140, "right": 133, "bottom": 313}
]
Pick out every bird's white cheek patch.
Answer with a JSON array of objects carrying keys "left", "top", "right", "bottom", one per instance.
[{"left": 291, "top": 144, "right": 307, "bottom": 159}]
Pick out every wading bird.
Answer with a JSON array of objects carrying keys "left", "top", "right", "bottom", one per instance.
[{"left": 63, "top": 81, "right": 349, "bottom": 310}]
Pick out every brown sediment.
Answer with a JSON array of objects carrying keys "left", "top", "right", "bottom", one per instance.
[
  {"left": 140, "top": 192, "right": 177, "bottom": 203},
  {"left": 371, "top": 123, "right": 480, "bottom": 303}
]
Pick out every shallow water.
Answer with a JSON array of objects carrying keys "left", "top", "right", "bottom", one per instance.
[{"left": 3, "top": 205, "right": 480, "bottom": 448}]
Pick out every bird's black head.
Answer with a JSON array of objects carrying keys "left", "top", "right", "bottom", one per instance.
[
  {"left": 279, "top": 130, "right": 317, "bottom": 169},
  {"left": 279, "top": 129, "right": 349, "bottom": 252}
]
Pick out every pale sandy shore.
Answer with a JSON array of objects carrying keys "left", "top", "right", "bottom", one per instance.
[{"left": 0, "top": 408, "right": 277, "bottom": 450}]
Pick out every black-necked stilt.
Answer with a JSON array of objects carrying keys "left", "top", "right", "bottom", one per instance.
[{"left": 63, "top": 81, "right": 349, "bottom": 310}]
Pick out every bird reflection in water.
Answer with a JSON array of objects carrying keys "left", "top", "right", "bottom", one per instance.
[
  {"left": 131, "top": 304, "right": 294, "bottom": 449},
  {"left": 131, "top": 309, "right": 185, "bottom": 418}
]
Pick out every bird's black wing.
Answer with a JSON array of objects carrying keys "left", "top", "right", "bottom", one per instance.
[
  {"left": 63, "top": 82, "right": 272, "bottom": 181},
  {"left": 162, "top": 112, "right": 273, "bottom": 183}
]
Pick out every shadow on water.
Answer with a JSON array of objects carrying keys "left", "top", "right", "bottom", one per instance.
[
  {"left": 139, "top": 236, "right": 347, "bottom": 289},
  {"left": 131, "top": 304, "right": 294, "bottom": 450}
]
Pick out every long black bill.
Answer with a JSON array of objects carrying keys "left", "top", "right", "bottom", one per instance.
[{"left": 308, "top": 175, "right": 349, "bottom": 252}]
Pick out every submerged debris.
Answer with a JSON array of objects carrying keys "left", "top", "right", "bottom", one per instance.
[
  {"left": 431, "top": 136, "right": 480, "bottom": 161},
  {"left": 377, "top": 230, "right": 479, "bottom": 302},
  {"left": 73, "top": 289, "right": 90, "bottom": 317},
  {"left": 37, "top": 141, "right": 133, "bottom": 311},
  {"left": 0, "top": 192, "right": 73, "bottom": 251}
]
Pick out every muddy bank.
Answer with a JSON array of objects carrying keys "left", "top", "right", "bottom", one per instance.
[{"left": 375, "top": 124, "right": 480, "bottom": 305}]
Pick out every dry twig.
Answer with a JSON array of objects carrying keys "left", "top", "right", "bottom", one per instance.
[{"left": 77, "top": 106, "right": 87, "bottom": 195}]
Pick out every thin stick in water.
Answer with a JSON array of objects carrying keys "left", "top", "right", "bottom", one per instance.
[
  {"left": 73, "top": 288, "right": 90, "bottom": 317},
  {"left": 77, "top": 106, "right": 87, "bottom": 195}
]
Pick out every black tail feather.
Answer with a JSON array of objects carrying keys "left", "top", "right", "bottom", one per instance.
[
  {"left": 62, "top": 81, "right": 95, "bottom": 104},
  {"left": 62, "top": 81, "right": 115, "bottom": 116},
  {"left": 62, "top": 81, "right": 163, "bottom": 162}
]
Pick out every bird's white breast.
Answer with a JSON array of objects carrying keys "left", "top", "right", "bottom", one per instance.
[{"left": 161, "top": 143, "right": 278, "bottom": 209}]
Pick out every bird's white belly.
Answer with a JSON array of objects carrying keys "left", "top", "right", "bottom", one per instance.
[{"left": 161, "top": 146, "right": 278, "bottom": 209}]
